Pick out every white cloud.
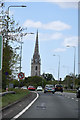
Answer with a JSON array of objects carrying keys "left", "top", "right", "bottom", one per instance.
[
  {"left": 4, "top": 0, "right": 79, "bottom": 3},
  {"left": 54, "top": 48, "right": 66, "bottom": 52},
  {"left": 53, "top": 36, "right": 78, "bottom": 53},
  {"left": 39, "top": 32, "right": 63, "bottom": 41},
  {"left": 23, "top": 19, "right": 71, "bottom": 31},
  {"left": 23, "top": 32, "right": 63, "bottom": 41},
  {"left": 43, "top": 0, "right": 79, "bottom": 2},
  {"left": 55, "top": 2, "right": 78, "bottom": 8},
  {"left": 4, "top": 0, "right": 78, "bottom": 9},
  {"left": 63, "top": 36, "right": 78, "bottom": 47}
]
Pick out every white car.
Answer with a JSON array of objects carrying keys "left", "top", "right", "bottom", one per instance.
[
  {"left": 21, "top": 86, "right": 27, "bottom": 90},
  {"left": 36, "top": 86, "right": 43, "bottom": 91}
]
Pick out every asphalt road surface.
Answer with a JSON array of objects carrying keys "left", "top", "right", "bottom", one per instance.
[{"left": 17, "top": 91, "right": 79, "bottom": 119}]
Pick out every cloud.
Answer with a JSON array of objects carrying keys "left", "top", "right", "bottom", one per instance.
[
  {"left": 4, "top": 0, "right": 78, "bottom": 9},
  {"left": 55, "top": 2, "right": 78, "bottom": 8},
  {"left": 53, "top": 36, "right": 78, "bottom": 53},
  {"left": 39, "top": 32, "right": 63, "bottom": 41},
  {"left": 5, "top": 0, "right": 79, "bottom": 3},
  {"left": 63, "top": 36, "right": 78, "bottom": 47},
  {"left": 23, "top": 20, "right": 71, "bottom": 31},
  {"left": 23, "top": 32, "right": 63, "bottom": 42},
  {"left": 54, "top": 48, "right": 66, "bottom": 52}
]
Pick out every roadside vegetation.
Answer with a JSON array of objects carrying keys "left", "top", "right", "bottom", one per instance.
[
  {"left": 63, "top": 90, "right": 77, "bottom": 93},
  {"left": 2, "top": 88, "right": 30, "bottom": 108}
]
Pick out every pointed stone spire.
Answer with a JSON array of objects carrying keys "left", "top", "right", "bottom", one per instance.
[
  {"left": 34, "top": 30, "right": 39, "bottom": 55},
  {"left": 31, "top": 30, "right": 41, "bottom": 76}
]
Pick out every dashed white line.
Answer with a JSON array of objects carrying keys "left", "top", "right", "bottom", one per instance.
[
  {"left": 76, "top": 99, "right": 78, "bottom": 102},
  {"left": 68, "top": 96, "right": 70, "bottom": 98},
  {"left": 72, "top": 98, "right": 74, "bottom": 100}
]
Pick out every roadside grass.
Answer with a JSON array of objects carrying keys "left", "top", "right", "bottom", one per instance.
[
  {"left": 0, "top": 89, "right": 2, "bottom": 92},
  {"left": 2, "top": 89, "right": 30, "bottom": 108},
  {"left": 64, "top": 89, "right": 77, "bottom": 93},
  {"left": 0, "top": 97, "right": 2, "bottom": 109}
]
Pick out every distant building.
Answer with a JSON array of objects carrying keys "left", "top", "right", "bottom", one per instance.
[{"left": 31, "top": 30, "right": 41, "bottom": 76}]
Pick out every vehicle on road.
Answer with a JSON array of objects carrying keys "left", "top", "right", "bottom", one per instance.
[
  {"left": 44, "top": 84, "right": 55, "bottom": 94},
  {"left": 15, "top": 87, "right": 19, "bottom": 89},
  {"left": 55, "top": 84, "right": 63, "bottom": 92},
  {"left": 21, "top": 86, "right": 27, "bottom": 90},
  {"left": 36, "top": 86, "right": 43, "bottom": 91},
  {"left": 28, "top": 86, "right": 36, "bottom": 91},
  {"left": 76, "top": 87, "right": 80, "bottom": 98}
]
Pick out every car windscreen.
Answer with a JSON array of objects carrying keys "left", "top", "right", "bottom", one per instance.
[{"left": 56, "top": 85, "right": 62, "bottom": 87}]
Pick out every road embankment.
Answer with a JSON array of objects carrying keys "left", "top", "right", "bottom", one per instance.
[{"left": 2, "top": 91, "right": 37, "bottom": 119}]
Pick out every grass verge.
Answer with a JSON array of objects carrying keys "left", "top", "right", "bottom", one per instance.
[
  {"left": 2, "top": 88, "right": 30, "bottom": 108},
  {"left": 64, "top": 90, "right": 77, "bottom": 93}
]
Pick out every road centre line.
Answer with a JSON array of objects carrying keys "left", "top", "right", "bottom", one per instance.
[
  {"left": 72, "top": 98, "right": 74, "bottom": 99},
  {"left": 11, "top": 92, "right": 39, "bottom": 120},
  {"left": 56, "top": 92, "right": 78, "bottom": 102}
]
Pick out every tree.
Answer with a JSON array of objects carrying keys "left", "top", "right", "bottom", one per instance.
[
  {"left": 42, "top": 73, "right": 55, "bottom": 81},
  {"left": 0, "top": 3, "right": 26, "bottom": 89},
  {"left": 25, "top": 76, "right": 46, "bottom": 88}
]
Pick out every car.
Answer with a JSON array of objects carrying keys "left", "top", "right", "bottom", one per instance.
[
  {"left": 44, "top": 84, "right": 55, "bottom": 94},
  {"left": 28, "top": 86, "right": 36, "bottom": 91},
  {"left": 76, "top": 87, "right": 80, "bottom": 98},
  {"left": 15, "top": 87, "right": 19, "bottom": 89},
  {"left": 55, "top": 84, "right": 63, "bottom": 92},
  {"left": 21, "top": 86, "right": 27, "bottom": 90},
  {"left": 36, "top": 86, "right": 43, "bottom": 91}
]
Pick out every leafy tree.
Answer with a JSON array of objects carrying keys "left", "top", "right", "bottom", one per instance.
[
  {"left": 0, "top": 3, "right": 26, "bottom": 89},
  {"left": 42, "top": 73, "right": 55, "bottom": 81},
  {"left": 63, "top": 75, "right": 73, "bottom": 89},
  {"left": 25, "top": 76, "right": 46, "bottom": 88}
]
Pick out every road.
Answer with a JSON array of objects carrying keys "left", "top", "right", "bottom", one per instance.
[{"left": 17, "top": 91, "right": 79, "bottom": 119}]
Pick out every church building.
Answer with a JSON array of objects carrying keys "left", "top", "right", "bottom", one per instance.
[{"left": 31, "top": 30, "right": 41, "bottom": 76}]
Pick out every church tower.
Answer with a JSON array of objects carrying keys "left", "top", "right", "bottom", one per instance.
[{"left": 31, "top": 30, "right": 41, "bottom": 76}]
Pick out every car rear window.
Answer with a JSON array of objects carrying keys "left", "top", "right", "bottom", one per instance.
[
  {"left": 56, "top": 85, "right": 62, "bottom": 87},
  {"left": 45, "top": 85, "right": 54, "bottom": 88}
]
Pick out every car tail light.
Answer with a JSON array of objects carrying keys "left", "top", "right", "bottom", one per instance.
[{"left": 52, "top": 88, "right": 55, "bottom": 89}]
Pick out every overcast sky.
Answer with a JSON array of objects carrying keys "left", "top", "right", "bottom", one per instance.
[{"left": 4, "top": 1, "right": 78, "bottom": 80}]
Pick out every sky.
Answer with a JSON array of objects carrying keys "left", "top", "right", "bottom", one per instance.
[{"left": 3, "top": 1, "right": 78, "bottom": 80}]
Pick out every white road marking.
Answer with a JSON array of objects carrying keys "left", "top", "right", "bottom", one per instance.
[
  {"left": 76, "top": 99, "right": 78, "bottom": 102},
  {"left": 11, "top": 92, "right": 39, "bottom": 120},
  {"left": 68, "top": 96, "right": 70, "bottom": 98},
  {"left": 19, "top": 104, "right": 22, "bottom": 107},
  {"left": 72, "top": 98, "right": 74, "bottom": 99}
]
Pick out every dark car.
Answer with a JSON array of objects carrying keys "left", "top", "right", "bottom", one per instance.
[
  {"left": 55, "top": 84, "right": 63, "bottom": 92},
  {"left": 76, "top": 87, "right": 80, "bottom": 98},
  {"left": 44, "top": 84, "right": 55, "bottom": 94},
  {"left": 28, "top": 86, "right": 36, "bottom": 91}
]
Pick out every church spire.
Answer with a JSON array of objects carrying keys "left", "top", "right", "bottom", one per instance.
[
  {"left": 34, "top": 30, "right": 39, "bottom": 55},
  {"left": 31, "top": 30, "right": 41, "bottom": 76}
]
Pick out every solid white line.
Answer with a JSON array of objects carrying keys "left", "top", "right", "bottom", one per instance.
[{"left": 11, "top": 92, "right": 39, "bottom": 120}]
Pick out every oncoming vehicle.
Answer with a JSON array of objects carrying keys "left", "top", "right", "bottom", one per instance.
[
  {"left": 28, "top": 86, "right": 36, "bottom": 91},
  {"left": 36, "top": 86, "right": 43, "bottom": 91},
  {"left": 76, "top": 87, "right": 80, "bottom": 98},
  {"left": 44, "top": 84, "right": 55, "bottom": 94},
  {"left": 21, "top": 86, "right": 27, "bottom": 90},
  {"left": 55, "top": 84, "right": 63, "bottom": 92}
]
